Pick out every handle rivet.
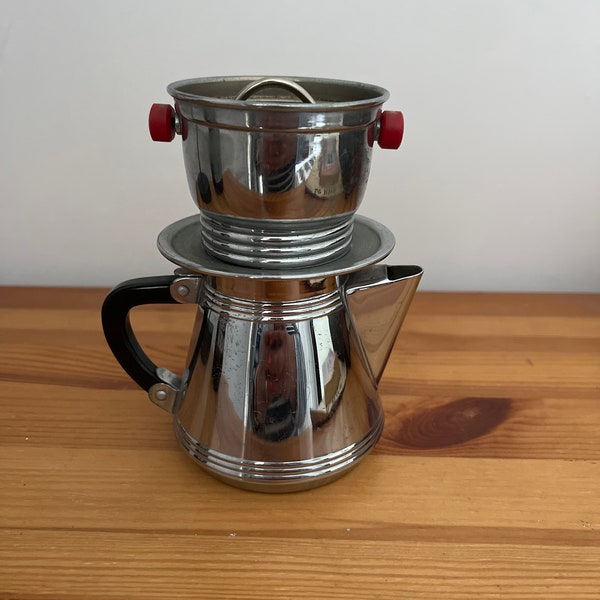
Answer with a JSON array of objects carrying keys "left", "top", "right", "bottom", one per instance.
[
  {"left": 176, "top": 285, "right": 190, "bottom": 297},
  {"left": 154, "top": 389, "right": 168, "bottom": 401}
]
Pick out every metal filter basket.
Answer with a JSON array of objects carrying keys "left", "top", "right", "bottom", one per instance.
[{"left": 149, "top": 76, "right": 404, "bottom": 268}]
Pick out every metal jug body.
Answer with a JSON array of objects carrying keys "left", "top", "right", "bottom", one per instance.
[{"left": 172, "top": 275, "right": 382, "bottom": 492}]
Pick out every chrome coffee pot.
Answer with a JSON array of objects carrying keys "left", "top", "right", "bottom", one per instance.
[{"left": 102, "top": 76, "right": 421, "bottom": 492}]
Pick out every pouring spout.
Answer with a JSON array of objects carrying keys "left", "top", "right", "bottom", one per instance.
[{"left": 344, "top": 265, "right": 423, "bottom": 384}]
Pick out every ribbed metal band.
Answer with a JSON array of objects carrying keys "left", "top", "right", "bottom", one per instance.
[
  {"left": 199, "top": 212, "right": 354, "bottom": 269},
  {"left": 173, "top": 416, "right": 384, "bottom": 492},
  {"left": 201, "top": 284, "right": 342, "bottom": 322}
]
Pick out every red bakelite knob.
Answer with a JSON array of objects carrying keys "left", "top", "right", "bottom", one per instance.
[
  {"left": 378, "top": 111, "right": 404, "bottom": 149},
  {"left": 149, "top": 103, "right": 176, "bottom": 142}
]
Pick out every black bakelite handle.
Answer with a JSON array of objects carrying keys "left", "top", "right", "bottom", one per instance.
[{"left": 101, "top": 275, "right": 178, "bottom": 391}]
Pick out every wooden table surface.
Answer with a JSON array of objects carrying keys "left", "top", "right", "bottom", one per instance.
[{"left": 1, "top": 287, "right": 600, "bottom": 599}]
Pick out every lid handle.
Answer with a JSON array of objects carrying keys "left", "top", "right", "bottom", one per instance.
[{"left": 235, "top": 77, "right": 316, "bottom": 103}]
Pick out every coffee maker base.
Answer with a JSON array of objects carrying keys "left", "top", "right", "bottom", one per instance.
[{"left": 173, "top": 416, "right": 384, "bottom": 493}]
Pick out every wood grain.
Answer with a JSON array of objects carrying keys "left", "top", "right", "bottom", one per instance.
[{"left": 1, "top": 287, "right": 600, "bottom": 599}]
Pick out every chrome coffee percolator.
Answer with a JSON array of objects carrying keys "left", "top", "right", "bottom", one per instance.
[{"left": 102, "top": 76, "right": 423, "bottom": 492}]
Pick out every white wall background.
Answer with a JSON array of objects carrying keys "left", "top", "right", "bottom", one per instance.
[{"left": 1, "top": 0, "right": 599, "bottom": 292}]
